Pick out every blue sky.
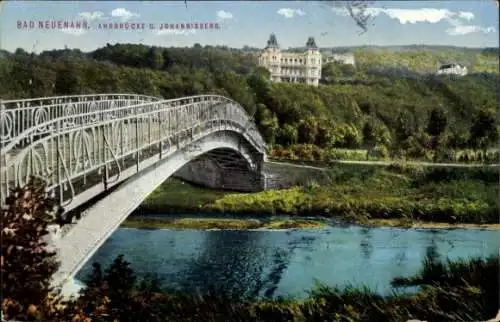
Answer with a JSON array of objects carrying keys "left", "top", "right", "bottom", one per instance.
[{"left": 1, "top": 1, "right": 498, "bottom": 52}]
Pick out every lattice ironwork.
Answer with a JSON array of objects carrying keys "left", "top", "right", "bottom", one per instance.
[{"left": 0, "top": 94, "right": 266, "bottom": 212}]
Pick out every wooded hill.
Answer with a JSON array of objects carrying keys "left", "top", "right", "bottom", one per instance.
[{"left": 0, "top": 43, "right": 498, "bottom": 160}]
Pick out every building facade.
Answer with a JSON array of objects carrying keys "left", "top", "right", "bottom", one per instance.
[
  {"left": 436, "top": 63, "right": 468, "bottom": 76},
  {"left": 258, "top": 34, "right": 322, "bottom": 86}
]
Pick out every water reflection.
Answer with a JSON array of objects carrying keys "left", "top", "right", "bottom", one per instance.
[
  {"left": 76, "top": 221, "right": 500, "bottom": 299},
  {"left": 359, "top": 227, "right": 374, "bottom": 260},
  {"left": 425, "top": 229, "right": 441, "bottom": 262},
  {"left": 176, "top": 231, "right": 268, "bottom": 298}
]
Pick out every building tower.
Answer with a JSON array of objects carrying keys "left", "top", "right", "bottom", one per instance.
[
  {"left": 305, "top": 37, "right": 322, "bottom": 86},
  {"left": 258, "top": 33, "right": 282, "bottom": 83}
]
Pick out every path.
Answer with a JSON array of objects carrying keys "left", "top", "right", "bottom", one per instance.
[{"left": 267, "top": 159, "right": 500, "bottom": 171}]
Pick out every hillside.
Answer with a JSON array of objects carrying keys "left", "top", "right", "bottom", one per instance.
[
  {"left": 0, "top": 43, "right": 498, "bottom": 162},
  {"left": 320, "top": 45, "right": 498, "bottom": 73}
]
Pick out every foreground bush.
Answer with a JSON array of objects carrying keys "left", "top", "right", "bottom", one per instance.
[{"left": 1, "top": 178, "right": 65, "bottom": 321}]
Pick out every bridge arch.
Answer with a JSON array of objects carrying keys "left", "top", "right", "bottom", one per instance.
[
  {"left": 51, "top": 129, "right": 264, "bottom": 286},
  {"left": 0, "top": 94, "right": 267, "bottom": 288}
]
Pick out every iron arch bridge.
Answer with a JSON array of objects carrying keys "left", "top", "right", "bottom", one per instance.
[{"left": 0, "top": 94, "right": 267, "bottom": 289}]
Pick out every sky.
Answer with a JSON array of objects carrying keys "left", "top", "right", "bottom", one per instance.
[{"left": 1, "top": 1, "right": 498, "bottom": 52}]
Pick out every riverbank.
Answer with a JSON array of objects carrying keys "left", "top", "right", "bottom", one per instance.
[
  {"left": 122, "top": 216, "right": 327, "bottom": 230},
  {"left": 134, "top": 165, "right": 499, "bottom": 228}
]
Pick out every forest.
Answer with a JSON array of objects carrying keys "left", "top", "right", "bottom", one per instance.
[{"left": 0, "top": 43, "right": 498, "bottom": 162}]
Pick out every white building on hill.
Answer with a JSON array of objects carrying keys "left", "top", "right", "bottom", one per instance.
[
  {"left": 436, "top": 63, "right": 468, "bottom": 76},
  {"left": 323, "top": 52, "right": 356, "bottom": 66},
  {"left": 258, "top": 34, "right": 322, "bottom": 86}
]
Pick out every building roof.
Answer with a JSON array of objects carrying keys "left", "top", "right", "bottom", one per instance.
[
  {"left": 266, "top": 33, "right": 279, "bottom": 49},
  {"left": 305, "top": 37, "right": 318, "bottom": 49},
  {"left": 439, "top": 63, "right": 465, "bottom": 69}
]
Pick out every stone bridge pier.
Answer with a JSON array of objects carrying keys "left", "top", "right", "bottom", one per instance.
[{"left": 174, "top": 152, "right": 266, "bottom": 192}]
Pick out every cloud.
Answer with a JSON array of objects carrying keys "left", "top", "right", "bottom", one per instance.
[
  {"left": 277, "top": 8, "right": 306, "bottom": 18},
  {"left": 156, "top": 29, "right": 196, "bottom": 36},
  {"left": 61, "top": 29, "right": 87, "bottom": 36},
  {"left": 457, "top": 11, "right": 474, "bottom": 21},
  {"left": 110, "top": 8, "right": 139, "bottom": 21},
  {"left": 78, "top": 11, "right": 104, "bottom": 21},
  {"left": 446, "top": 24, "right": 496, "bottom": 36},
  {"left": 331, "top": 7, "right": 496, "bottom": 36},
  {"left": 331, "top": 7, "right": 455, "bottom": 24},
  {"left": 216, "top": 10, "right": 233, "bottom": 20}
]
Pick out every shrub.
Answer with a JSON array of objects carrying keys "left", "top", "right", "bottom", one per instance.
[{"left": 1, "top": 177, "right": 86, "bottom": 321}]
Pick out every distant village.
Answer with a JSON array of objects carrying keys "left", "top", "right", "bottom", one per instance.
[{"left": 257, "top": 33, "right": 468, "bottom": 87}]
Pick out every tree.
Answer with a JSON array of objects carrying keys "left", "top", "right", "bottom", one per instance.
[
  {"left": 256, "top": 104, "right": 280, "bottom": 145},
  {"left": 426, "top": 107, "right": 448, "bottom": 157},
  {"left": 78, "top": 255, "right": 165, "bottom": 321},
  {"left": 277, "top": 124, "right": 299, "bottom": 146},
  {"left": 54, "top": 62, "right": 81, "bottom": 95},
  {"left": 1, "top": 177, "right": 67, "bottom": 321},
  {"left": 469, "top": 109, "right": 498, "bottom": 154},
  {"left": 146, "top": 46, "right": 165, "bottom": 70},
  {"left": 315, "top": 120, "right": 334, "bottom": 148},
  {"left": 298, "top": 117, "right": 319, "bottom": 144},
  {"left": 362, "top": 121, "right": 376, "bottom": 159},
  {"left": 322, "top": 63, "right": 343, "bottom": 80},
  {"left": 247, "top": 70, "right": 271, "bottom": 104}
]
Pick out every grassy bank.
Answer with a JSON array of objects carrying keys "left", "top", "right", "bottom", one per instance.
[
  {"left": 136, "top": 164, "right": 499, "bottom": 227},
  {"left": 122, "top": 216, "right": 327, "bottom": 230}
]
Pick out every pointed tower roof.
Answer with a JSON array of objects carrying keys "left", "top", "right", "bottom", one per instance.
[
  {"left": 266, "top": 33, "right": 280, "bottom": 49},
  {"left": 306, "top": 37, "right": 318, "bottom": 49}
]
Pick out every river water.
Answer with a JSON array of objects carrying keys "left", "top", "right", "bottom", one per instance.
[{"left": 75, "top": 215, "right": 499, "bottom": 299}]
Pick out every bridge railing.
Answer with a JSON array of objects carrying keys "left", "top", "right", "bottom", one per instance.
[
  {"left": 0, "top": 94, "right": 264, "bottom": 152},
  {"left": 1, "top": 94, "right": 265, "bottom": 210},
  {"left": 0, "top": 94, "right": 161, "bottom": 149}
]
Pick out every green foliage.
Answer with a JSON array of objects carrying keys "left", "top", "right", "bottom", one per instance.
[
  {"left": 1, "top": 44, "right": 498, "bottom": 156},
  {"left": 141, "top": 164, "right": 499, "bottom": 226},
  {"left": 469, "top": 109, "right": 498, "bottom": 152},
  {"left": 353, "top": 46, "right": 499, "bottom": 74},
  {"left": 211, "top": 165, "right": 498, "bottom": 224}
]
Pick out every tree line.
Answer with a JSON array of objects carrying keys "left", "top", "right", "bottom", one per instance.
[{"left": 0, "top": 43, "right": 498, "bottom": 160}]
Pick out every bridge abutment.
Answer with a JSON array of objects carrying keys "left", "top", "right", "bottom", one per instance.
[{"left": 174, "top": 155, "right": 265, "bottom": 192}]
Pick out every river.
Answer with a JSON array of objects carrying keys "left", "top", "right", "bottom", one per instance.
[{"left": 75, "top": 214, "right": 500, "bottom": 299}]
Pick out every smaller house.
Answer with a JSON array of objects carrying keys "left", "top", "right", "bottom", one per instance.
[
  {"left": 323, "top": 52, "right": 356, "bottom": 66},
  {"left": 436, "top": 63, "right": 468, "bottom": 76}
]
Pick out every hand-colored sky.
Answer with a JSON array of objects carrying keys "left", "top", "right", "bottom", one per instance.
[{"left": 1, "top": 1, "right": 498, "bottom": 52}]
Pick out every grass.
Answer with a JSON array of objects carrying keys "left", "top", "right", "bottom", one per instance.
[
  {"left": 122, "top": 216, "right": 327, "bottom": 230},
  {"left": 268, "top": 147, "right": 500, "bottom": 164},
  {"left": 134, "top": 163, "right": 499, "bottom": 227}
]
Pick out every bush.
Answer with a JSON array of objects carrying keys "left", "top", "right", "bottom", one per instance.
[
  {"left": 1, "top": 178, "right": 60, "bottom": 320},
  {"left": 1, "top": 178, "right": 86, "bottom": 321},
  {"left": 371, "top": 145, "right": 389, "bottom": 159}
]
